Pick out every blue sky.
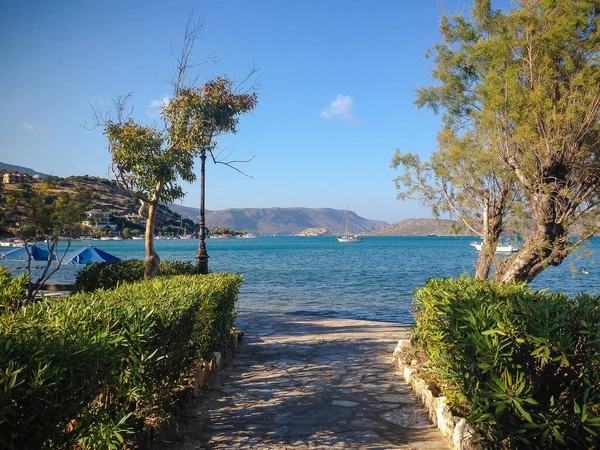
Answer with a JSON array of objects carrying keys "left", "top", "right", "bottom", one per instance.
[{"left": 0, "top": 0, "right": 479, "bottom": 224}]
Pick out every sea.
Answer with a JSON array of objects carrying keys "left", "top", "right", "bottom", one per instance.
[{"left": 1, "top": 236, "right": 598, "bottom": 324}]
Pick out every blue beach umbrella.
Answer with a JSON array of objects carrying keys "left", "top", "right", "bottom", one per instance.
[
  {"left": 1, "top": 245, "right": 56, "bottom": 261},
  {"left": 68, "top": 246, "right": 121, "bottom": 264}
]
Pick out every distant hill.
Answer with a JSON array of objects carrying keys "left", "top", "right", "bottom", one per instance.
[
  {"left": 169, "top": 204, "right": 388, "bottom": 236},
  {"left": 0, "top": 162, "right": 49, "bottom": 179},
  {"left": 365, "top": 218, "right": 474, "bottom": 236},
  {"left": 0, "top": 174, "right": 195, "bottom": 237}
]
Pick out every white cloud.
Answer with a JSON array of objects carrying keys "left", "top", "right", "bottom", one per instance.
[
  {"left": 319, "top": 94, "right": 360, "bottom": 125},
  {"left": 149, "top": 97, "right": 169, "bottom": 118},
  {"left": 20, "top": 122, "right": 46, "bottom": 134},
  {"left": 150, "top": 97, "right": 169, "bottom": 108}
]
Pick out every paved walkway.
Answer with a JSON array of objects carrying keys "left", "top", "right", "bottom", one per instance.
[{"left": 154, "top": 310, "right": 449, "bottom": 449}]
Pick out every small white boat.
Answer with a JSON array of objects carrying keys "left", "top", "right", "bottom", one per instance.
[
  {"left": 337, "top": 206, "right": 363, "bottom": 243},
  {"left": 241, "top": 233, "right": 256, "bottom": 238},
  {"left": 470, "top": 242, "right": 519, "bottom": 253},
  {"left": 337, "top": 235, "right": 363, "bottom": 243}
]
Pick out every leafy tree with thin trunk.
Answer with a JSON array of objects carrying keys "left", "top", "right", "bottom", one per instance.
[
  {"left": 104, "top": 118, "right": 195, "bottom": 279},
  {"left": 100, "top": 17, "right": 257, "bottom": 279},
  {"left": 397, "top": 0, "right": 600, "bottom": 282},
  {"left": 163, "top": 77, "right": 257, "bottom": 273},
  {"left": 392, "top": 129, "right": 523, "bottom": 279},
  {"left": 10, "top": 188, "right": 91, "bottom": 302}
]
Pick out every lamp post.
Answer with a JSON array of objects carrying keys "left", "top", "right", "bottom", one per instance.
[{"left": 195, "top": 149, "right": 209, "bottom": 274}]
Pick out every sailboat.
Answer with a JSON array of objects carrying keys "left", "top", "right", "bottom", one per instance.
[{"left": 337, "top": 206, "right": 363, "bottom": 243}]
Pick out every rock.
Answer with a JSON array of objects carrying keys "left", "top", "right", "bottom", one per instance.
[
  {"left": 213, "top": 352, "right": 223, "bottom": 369},
  {"left": 332, "top": 400, "right": 359, "bottom": 407},
  {"left": 381, "top": 410, "right": 433, "bottom": 429}
]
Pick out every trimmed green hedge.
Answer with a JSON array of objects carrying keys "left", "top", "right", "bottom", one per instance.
[
  {"left": 412, "top": 277, "right": 600, "bottom": 449},
  {"left": 0, "top": 273, "right": 241, "bottom": 449},
  {"left": 73, "top": 259, "right": 198, "bottom": 293}
]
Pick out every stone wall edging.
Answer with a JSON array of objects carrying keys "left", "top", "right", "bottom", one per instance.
[
  {"left": 392, "top": 339, "right": 480, "bottom": 450},
  {"left": 194, "top": 329, "right": 244, "bottom": 395},
  {"left": 136, "top": 328, "right": 245, "bottom": 449}
]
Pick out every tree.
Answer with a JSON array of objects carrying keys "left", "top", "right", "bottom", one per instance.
[
  {"left": 397, "top": 0, "right": 600, "bottom": 282},
  {"left": 163, "top": 76, "right": 258, "bottom": 272},
  {"left": 101, "top": 17, "right": 257, "bottom": 279},
  {"left": 104, "top": 117, "right": 195, "bottom": 279},
  {"left": 392, "top": 129, "right": 523, "bottom": 279},
  {"left": 10, "top": 189, "right": 91, "bottom": 302}
]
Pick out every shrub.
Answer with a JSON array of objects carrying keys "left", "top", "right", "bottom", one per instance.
[
  {"left": 412, "top": 277, "right": 600, "bottom": 449},
  {"left": 0, "top": 273, "right": 241, "bottom": 449},
  {"left": 73, "top": 259, "right": 198, "bottom": 292},
  {"left": 0, "top": 267, "right": 28, "bottom": 313},
  {"left": 159, "top": 259, "right": 197, "bottom": 277}
]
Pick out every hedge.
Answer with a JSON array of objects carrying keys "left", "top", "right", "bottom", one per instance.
[
  {"left": 0, "top": 266, "right": 28, "bottom": 313},
  {"left": 0, "top": 273, "right": 241, "bottom": 449},
  {"left": 73, "top": 259, "right": 198, "bottom": 293},
  {"left": 412, "top": 277, "right": 600, "bottom": 449}
]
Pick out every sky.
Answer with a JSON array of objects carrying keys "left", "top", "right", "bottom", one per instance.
[{"left": 0, "top": 0, "right": 482, "bottom": 224}]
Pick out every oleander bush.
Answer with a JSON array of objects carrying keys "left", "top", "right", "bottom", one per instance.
[
  {"left": 73, "top": 259, "right": 198, "bottom": 292},
  {"left": 412, "top": 277, "right": 600, "bottom": 449},
  {"left": 0, "top": 273, "right": 241, "bottom": 449},
  {"left": 0, "top": 266, "right": 28, "bottom": 313}
]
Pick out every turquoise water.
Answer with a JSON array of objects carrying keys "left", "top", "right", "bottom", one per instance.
[{"left": 2, "top": 236, "right": 598, "bottom": 323}]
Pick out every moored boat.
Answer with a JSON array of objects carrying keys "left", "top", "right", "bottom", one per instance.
[
  {"left": 470, "top": 242, "right": 519, "bottom": 253},
  {"left": 337, "top": 206, "right": 363, "bottom": 243},
  {"left": 337, "top": 235, "right": 363, "bottom": 243}
]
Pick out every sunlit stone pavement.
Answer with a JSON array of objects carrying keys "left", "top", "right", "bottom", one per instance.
[{"left": 154, "top": 310, "right": 449, "bottom": 449}]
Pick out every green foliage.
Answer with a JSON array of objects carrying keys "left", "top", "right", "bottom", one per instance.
[
  {"left": 404, "top": 0, "right": 600, "bottom": 282},
  {"left": 158, "top": 259, "right": 198, "bottom": 276},
  {"left": 412, "top": 277, "right": 600, "bottom": 449},
  {"left": 0, "top": 273, "right": 241, "bottom": 449},
  {"left": 73, "top": 259, "right": 198, "bottom": 293},
  {"left": 9, "top": 190, "right": 92, "bottom": 301},
  {"left": 210, "top": 227, "right": 243, "bottom": 236},
  {"left": 163, "top": 76, "right": 258, "bottom": 156},
  {"left": 0, "top": 267, "right": 28, "bottom": 313},
  {"left": 105, "top": 120, "right": 195, "bottom": 205}
]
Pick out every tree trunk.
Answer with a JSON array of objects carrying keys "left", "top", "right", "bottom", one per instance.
[
  {"left": 475, "top": 190, "right": 507, "bottom": 279},
  {"left": 475, "top": 213, "right": 503, "bottom": 279},
  {"left": 495, "top": 192, "right": 569, "bottom": 283},
  {"left": 475, "top": 240, "right": 497, "bottom": 279},
  {"left": 144, "top": 199, "right": 161, "bottom": 280}
]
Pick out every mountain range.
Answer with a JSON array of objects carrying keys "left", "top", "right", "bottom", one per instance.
[
  {"left": 169, "top": 204, "right": 388, "bottom": 236},
  {"left": 2, "top": 162, "right": 464, "bottom": 236}
]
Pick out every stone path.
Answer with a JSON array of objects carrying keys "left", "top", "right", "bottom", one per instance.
[{"left": 154, "top": 310, "right": 449, "bottom": 449}]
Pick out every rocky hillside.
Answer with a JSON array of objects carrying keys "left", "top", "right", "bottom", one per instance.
[
  {"left": 365, "top": 218, "right": 474, "bottom": 236},
  {"left": 0, "top": 174, "right": 195, "bottom": 236},
  {"left": 169, "top": 204, "right": 388, "bottom": 236}
]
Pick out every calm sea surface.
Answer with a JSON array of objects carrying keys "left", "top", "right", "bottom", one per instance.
[{"left": 2, "top": 236, "right": 599, "bottom": 323}]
